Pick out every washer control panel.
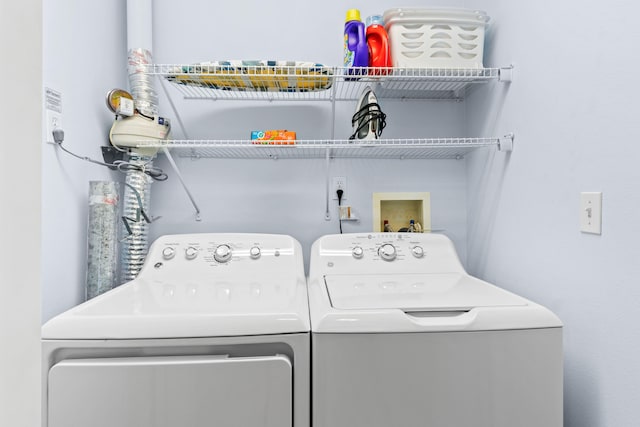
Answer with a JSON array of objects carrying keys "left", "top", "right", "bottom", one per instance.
[{"left": 312, "top": 233, "right": 465, "bottom": 275}]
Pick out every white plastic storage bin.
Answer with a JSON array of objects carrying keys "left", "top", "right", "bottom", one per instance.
[{"left": 383, "top": 8, "right": 490, "bottom": 69}]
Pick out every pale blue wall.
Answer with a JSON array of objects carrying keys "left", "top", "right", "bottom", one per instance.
[
  {"left": 465, "top": 1, "right": 640, "bottom": 426},
  {"left": 41, "top": 0, "right": 470, "bottom": 321},
  {"left": 42, "top": 0, "right": 128, "bottom": 321},
  {"left": 40, "top": 0, "right": 640, "bottom": 425},
  {"left": 148, "top": 0, "right": 471, "bottom": 273}
]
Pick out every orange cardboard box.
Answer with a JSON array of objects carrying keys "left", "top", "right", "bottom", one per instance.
[{"left": 251, "top": 130, "right": 296, "bottom": 145}]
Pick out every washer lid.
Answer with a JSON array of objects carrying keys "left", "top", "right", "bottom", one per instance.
[{"left": 324, "top": 273, "right": 527, "bottom": 311}]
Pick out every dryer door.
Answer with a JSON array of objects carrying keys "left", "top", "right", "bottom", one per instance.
[{"left": 47, "top": 354, "right": 292, "bottom": 427}]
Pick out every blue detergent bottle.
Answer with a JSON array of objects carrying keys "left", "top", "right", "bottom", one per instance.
[{"left": 344, "top": 9, "right": 368, "bottom": 74}]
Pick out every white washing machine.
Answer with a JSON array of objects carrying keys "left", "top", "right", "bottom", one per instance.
[
  {"left": 308, "top": 233, "right": 563, "bottom": 427},
  {"left": 42, "top": 233, "right": 310, "bottom": 427}
]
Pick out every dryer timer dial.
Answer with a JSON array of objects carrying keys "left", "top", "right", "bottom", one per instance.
[{"left": 214, "top": 244, "right": 232, "bottom": 263}]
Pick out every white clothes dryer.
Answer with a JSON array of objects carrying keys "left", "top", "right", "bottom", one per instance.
[
  {"left": 42, "top": 233, "right": 310, "bottom": 427},
  {"left": 308, "top": 233, "right": 562, "bottom": 427}
]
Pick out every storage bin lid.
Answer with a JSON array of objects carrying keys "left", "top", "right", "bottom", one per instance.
[{"left": 383, "top": 7, "right": 490, "bottom": 26}]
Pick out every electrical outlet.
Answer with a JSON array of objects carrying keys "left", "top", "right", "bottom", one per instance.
[
  {"left": 332, "top": 176, "right": 347, "bottom": 200},
  {"left": 44, "top": 87, "right": 62, "bottom": 144},
  {"left": 580, "top": 192, "right": 602, "bottom": 234},
  {"left": 45, "top": 110, "right": 62, "bottom": 144}
]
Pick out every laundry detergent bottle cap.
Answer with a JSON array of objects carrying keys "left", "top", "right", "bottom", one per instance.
[
  {"left": 365, "top": 15, "right": 384, "bottom": 27},
  {"left": 346, "top": 9, "right": 361, "bottom": 22},
  {"left": 344, "top": 9, "right": 369, "bottom": 70}
]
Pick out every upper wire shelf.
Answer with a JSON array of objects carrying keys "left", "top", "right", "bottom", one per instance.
[
  {"left": 136, "top": 136, "right": 514, "bottom": 160},
  {"left": 145, "top": 64, "right": 509, "bottom": 101}
]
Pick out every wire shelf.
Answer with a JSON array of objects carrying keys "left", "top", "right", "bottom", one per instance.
[
  {"left": 137, "top": 137, "right": 511, "bottom": 160},
  {"left": 145, "top": 64, "right": 504, "bottom": 101}
]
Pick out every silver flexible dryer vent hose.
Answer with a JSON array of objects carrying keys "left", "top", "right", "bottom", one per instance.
[
  {"left": 128, "top": 48, "right": 158, "bottom": 117},
  {"left": 120, "top": 48, "right": 158, "bottom": 283},
  {"left": 120, "top": 155, "right": 153, "bottom": 283}
]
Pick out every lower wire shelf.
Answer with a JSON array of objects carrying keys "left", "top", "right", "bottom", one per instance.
[{"left": 140, "top": 135, "right": 513, "bottom": 160}]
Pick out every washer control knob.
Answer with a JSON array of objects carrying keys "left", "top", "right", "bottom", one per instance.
[
  {"left": 185, "top": 246, "right": 198, "bottom": 260},
  {"left": 352, "top": 246, "right": 364, "bottom": 259},
  {"left": 214, "top": 244, "right": 232, "bottom": 263},
  {"left": 249, "top": 246, "right": 261, "bottom": 260},
  {"left": 162, "top": 247, "right": 176, "bottom": 260},
  {"left": 378, "top": 243, "right": 397, "bottom": 261},
  {"left": 412, "top": 246, "right": 425, "bottom": 258}
]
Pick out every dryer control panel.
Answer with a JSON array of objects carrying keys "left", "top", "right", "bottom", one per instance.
[
  {"left": 311, "top": 233, "right": 465, "bottom": 276},
  {"left": 138, "top": 233, "right": 303, "bottom": 282}
]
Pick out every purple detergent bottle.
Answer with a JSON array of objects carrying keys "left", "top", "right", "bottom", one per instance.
[{"left": 344, "top": 9, "right": 368, "bottom": 75}]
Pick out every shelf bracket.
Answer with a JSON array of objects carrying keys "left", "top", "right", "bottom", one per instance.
[
  {"left": 325, "top": 148, "right": 331, "bottom": 221},
  {"left": 498, "top": 133, "right": 515, "bottom": 152},
  {"left": 161, "top": 147, "right": 202, "bottom": 221},
  {"left": 330, "top": 77, "right": 337, "bottom": 140},
  {"left": 498, "top": 65, "right": 514, "bottom": 83}
]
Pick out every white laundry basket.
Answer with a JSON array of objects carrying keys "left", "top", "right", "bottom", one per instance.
[{"left": 383, "top": 8, "right": 490, "bottom": 68}]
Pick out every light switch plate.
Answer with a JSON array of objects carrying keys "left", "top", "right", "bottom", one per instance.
[{"left": 580, "top": 192, "right": 602, "bottom": 234}]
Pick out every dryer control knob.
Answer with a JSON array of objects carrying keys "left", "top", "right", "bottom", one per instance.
[
  {"left": 214, "top": 244, "right": 232, "bottom": 263},
  {"left": 412, "top": 246, "right": 425, "bottom": 258},
  {"left": 378, "top": 243, "right": 397, "bottom": 261},
  {"left": 162, "top": 247, "right": 176, "bottom": 260},
  {"left": 352, "top": 246, "right": 364, "bottom": 259},
  {"left": 249, "top": 246, "right": 261, "bottom": 259},
  {"left": 185, "top": 246, "right": 198, "bottom": 260}
]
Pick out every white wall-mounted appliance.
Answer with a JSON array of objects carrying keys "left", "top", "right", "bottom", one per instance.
[
  {"left": 308, "top": 232, "right": 562, "bottom": 427},
  {"left": 42, "top": 233, "right": 310, "bottom": 427}
]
